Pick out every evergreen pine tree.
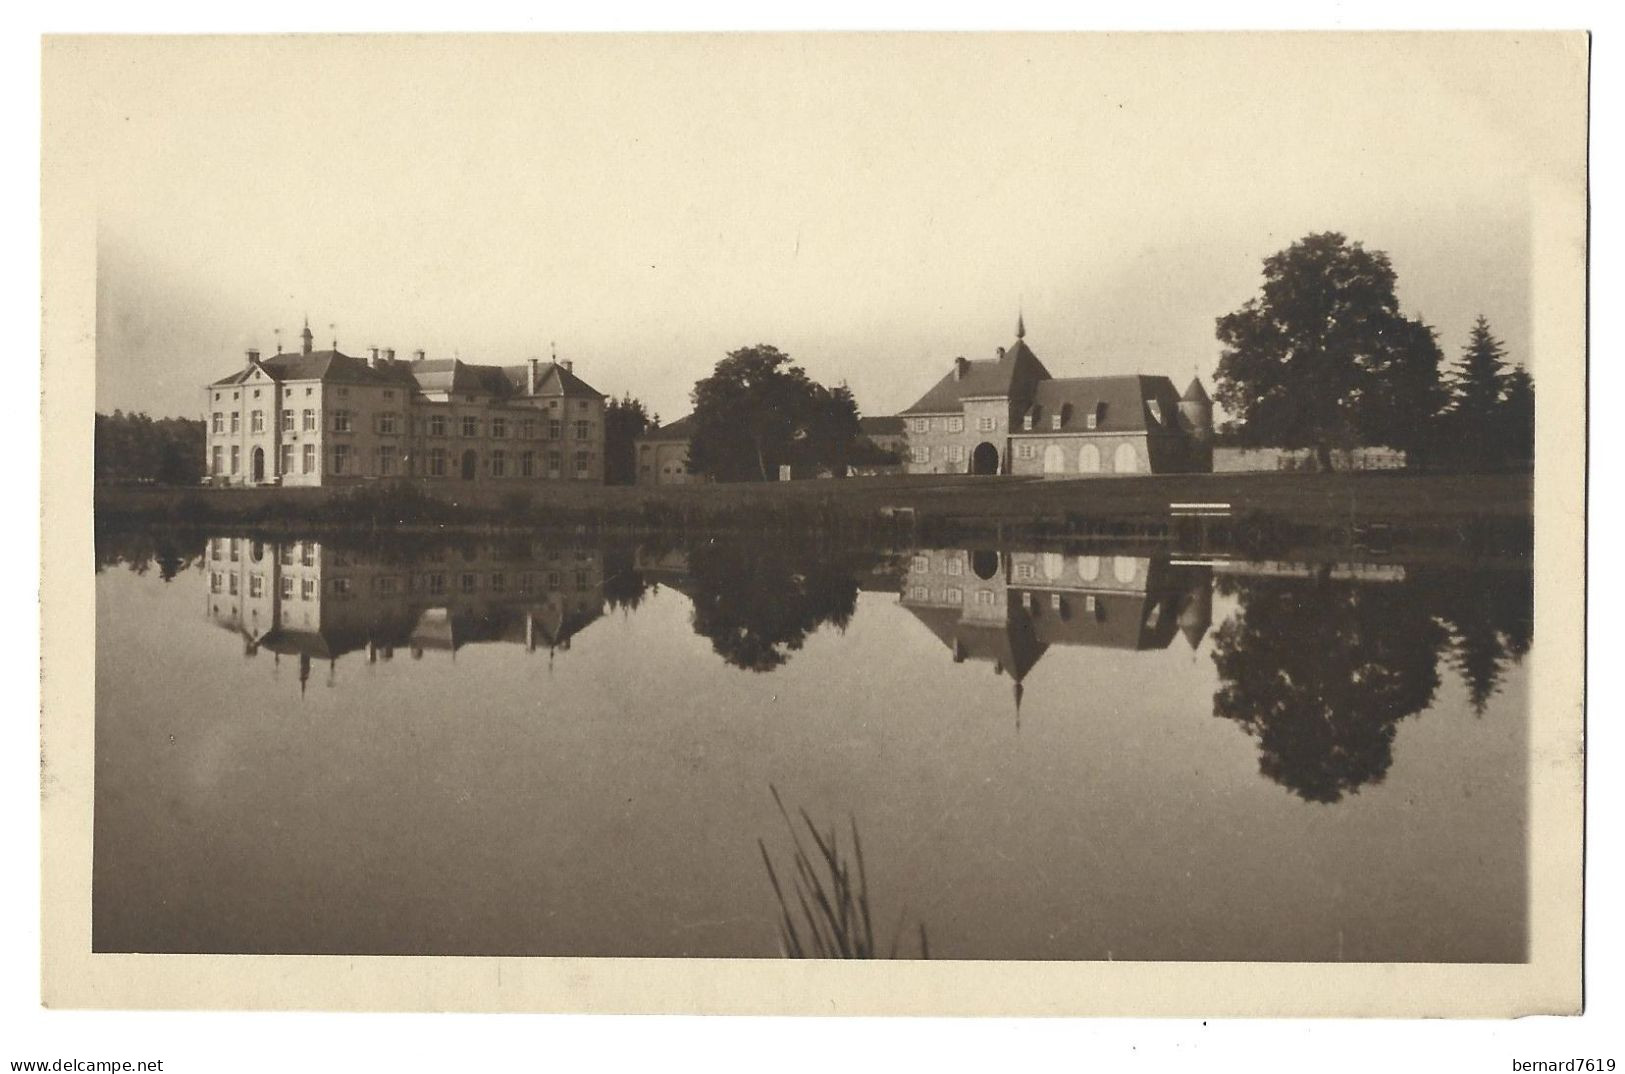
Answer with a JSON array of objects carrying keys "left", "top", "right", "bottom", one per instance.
[{"left": 1448, "top": 315, "right": 1510, "bottom": 469}]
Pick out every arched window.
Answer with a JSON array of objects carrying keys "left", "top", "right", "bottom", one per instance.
[
  {"left": 1079, "top": 444, "right": 1101, "bottom": 473},
  {"left": 1114, "top": 442, "right": 1139, "bottom": 474},
  {"left": 1076, "top": 555, "right": 1100, "bottom": 582},
  {"left": 1043, "top": 444, "right": 1065, "bottom": 474}
]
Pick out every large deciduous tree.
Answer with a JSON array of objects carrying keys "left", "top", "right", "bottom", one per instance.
[
  {"left": 688, "top": 345, "right": 860, "bottom": 482},
  {"left": 603, "top": 393, "right": 656, "bottom": 485},
  {"left": 1214, "top": 232, "right": 1446, "bottom": 469}
]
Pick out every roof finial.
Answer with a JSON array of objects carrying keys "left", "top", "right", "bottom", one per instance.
[
  {"left": 1016, "top": 311, "right": 1026, "bottom": 340},
  {"left": 300, "top": 315, "right": 314, "bottom": 356}
]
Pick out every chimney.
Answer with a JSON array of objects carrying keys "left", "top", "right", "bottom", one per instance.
[
  {"left": 527, "top": 358, "right": 540, "bottom": 395},
  {"left": 413, "top": 349, "right": 426, "bottom": 362},
  {"left": 996, "top": 346, "right": 1006, "bottom": 359},
  {"left": 383, "top": 348, "right": 395, "bottom": 362},
  {"left": 370, "top": 347, "right": 380, "bottom": 361},
  {"left": 953, "top": 356, "right": 970, "bottom": 381},
  {"left": 246, "top": 348, "right": 260, "bottom": 363},
  {"left": 561, "top": 359, "right": 574, "bottom": 374}
]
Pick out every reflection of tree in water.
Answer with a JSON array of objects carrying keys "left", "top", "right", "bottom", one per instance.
[
  {"left": 601, "top": 546, "right": 652, "bottom": 613},
  {"left": 685, "top": 539, "right": 862, "bottom": 672},
  {"left": 94, "top": 530, "right": 206, "bottom": 581},
  {"left": 1212, "top": 571, "right": 1447, "bottom": 803},
  {"left": 1425, "top": 566, "right": 1533, "bottom": 715}
]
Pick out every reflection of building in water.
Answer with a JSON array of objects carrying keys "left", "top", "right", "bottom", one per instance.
[
  {"left": 204, "top": 536, "right": 605, "bottom": 692},
  {"left": 899, "top": 547, "right": 1214, "bottom": 710}
]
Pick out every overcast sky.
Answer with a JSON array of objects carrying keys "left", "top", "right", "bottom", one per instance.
[{"left": 83, "top": 34, "right": 1575, "bottom": 422}]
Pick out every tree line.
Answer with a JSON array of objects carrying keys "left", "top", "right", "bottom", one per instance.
[
  {"left": 95, "top": 411, "right": 206, "bottom": 485},
  {"left": 1214, "top": 231, "right": 1535, "bottom": 471}
]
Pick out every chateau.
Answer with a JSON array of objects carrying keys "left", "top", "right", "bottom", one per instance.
[
  {"left": 204, "top": 320, "right": 607, "bottom": 486},
  {"left": 899, "top": 318, "right": 1213, "bottom": 477}
]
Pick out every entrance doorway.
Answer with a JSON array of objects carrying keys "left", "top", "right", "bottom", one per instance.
[
  {"left": 971, "top": 442, "right": 999, "bottom": 475},
  {"left": 251, "top": 447, "right": 265, "bottom": 483},
  {"left": 461, "top": 450, "right": 478, "bottom": 480}
]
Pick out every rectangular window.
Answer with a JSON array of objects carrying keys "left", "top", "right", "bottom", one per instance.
[
  {"left": 376, "top": 576, "right": 399, "bottom": 595},
  {"left": 228, "top": 574, "right": 238, "bottom": 595},
  {"left": 521, "top": 419, "right": 536, "bottom": 440},
  {"left": 377, "top": 413, "right": 399, "bottom": 435},
  {"left": 305, "top": 387, "right": 313, "bottom": 396},
  {"left": 377, "top": 445, "right": 397, "bottom": 476},
  {"left": 383, "top": 390, "right": 394, "bottom": 400},
  {"left": 333, "top": 410, "right": 352, "bottom": 433},
  {"left": 912, "top": 555, "right": 930, "bottom": 572},
  {"left": 332, "top": 444, "right": 350, "bottom": 474},
  {"left": 332, "top": 577, "right": 352, "bottom": 596},
  {"left": 574, "top": 420, "right": 590, "bottom": 440},
  {"left": 212, "top": 446, "right": 223, "bottom": 475},
  {"left": 912, "top": 446, "right": 930, "bottom": 463},
  {"left": 978, "top": 416, "right": 996, "bottom": 432},
  {"left": 301, "top": 541, "right": 315, "bottom": 566},
  {"left": 301, "top": 578, "right": 314, "bottom": 600},
  {"left": 912, "top": 418, "right": 930, "bottom": 433},
  {"left": 947, "top": 416, "right": 964, "bottom": 433},
  {"left": 910, "top": 585, "right": 929, "bottom": 601},
  {"left": 1088, "top": 408, "right": 1101, "bottom": 430},
  {"left": 280, "top": 575, "right": 294, "bottom": 599},
  {"left": 429, "top": 448, "right": 447, "bottom": 476},
  {"left": 520, "top": 451, "right": 535, "bottom": 477},
  {"left": 210, "top": 572, "right": 222, "bottom": 593},
  {"left": 945, "top": 587, "right": 963, "bottom": 603},
  {"left": 573, "top": 451, "right": 589, "bottom": 478},
  {"left": 426, "top": 573, "right": 446, "bottom": 595},
  {"left": 211, "top": 412, "right": 223, "bottom": 433},
  {"left": 548, "top": 571, "right": 562, "bottom": 588},
  {"left": 518, "top": 573, "right": 535, "bottom": 595},
  {"left": 547, "top": 451, "right": 562, "bottom": 478},
  {"left": 430, "top": 414, "right": 448, "bottom": 437},
  {"left": 302, "top": 408, "right": 316, "bottom": 431},
  {"left": 1018, "top": 443, "right": 1035, "bottom": 460},
  {"left": 462, "top": 416, "right": 480, "bottom": 438},
  {"left": 251, "top": 411, "right": 265, "bottom": 433},
  {"left": 1051, "top": 414, "right": 1063, "bottom": 430},
  {"left": 491, "top": 418, "right": 507, "bottom": 439},
  {"left": 491, "top": 450, "right": 506, "bottom": 477},
  {"left": 280, "top": 443, "right": 295, "bottom": 474},
  {"left": 230, "top": 412, "right": 240, "bottom": 433},
  {"left": 490, "top": 572, "right": 506, "bottom": 593},
  {"left": 229, "top": 537, "right": 239, "bottom": 561},
  {"left": 230, "top": 446, "right": 241, "bottom": 474},
  {"left": 303, "top": 443, "right": 316, "bottom": 474},
  {"left": 280, "top": 544, "right": 294, "bottom": 565},
  {"left": 548, "top": 419, "right": 562, "bottom": 440},
  {"left": 461, "top": 572, "right": 477, "bottom": 594},
  {"left": 249, "top": 574, "right": 264, "bottom": 598},
  {"left": 575, "top": 570, "right": 588, "bottom": 589},
  {"left": 1015, "top": 562, "right": 1035, "bottom": 580},
  {"left": 948, "top": 445, "right": 965, "bottom": 463},
  {"left": 947, "top": 556, "right": 963, "bottom": 576},
  {"left": 281, "top": 409, "right": 295, "bottom": 432},
  {"left": 976, "top": 589, "right": 996, "bottom": 606},
  {"left": 211, "top": 539, "right": 222, "bottom": 561}
]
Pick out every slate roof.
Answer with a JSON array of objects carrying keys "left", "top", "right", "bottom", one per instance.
[
  {"left": 638, "top": 413, "right": 697, "bottom": 442},
  {"left": 210, "top": 352, "right": 604, "bottom": 401},
  {"left": 1016, "top": 375, "right": 1184, "bottom": 435},
  {"left": 1012, "top": 589, "right": 1181, "bottom": 651},
  {"left": 1182, "top": 377, "right": 1211, "bottom": 403},
  {"left": 899, "top": 338, "right": 1052, "bottom": 415}
]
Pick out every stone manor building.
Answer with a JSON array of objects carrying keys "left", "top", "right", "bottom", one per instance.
[
  {"left": 205, "top": 320, "right": 607, "bottom": 486},
  {"left": 899, "top": 318, "right": 1213, "bottom": 477}
]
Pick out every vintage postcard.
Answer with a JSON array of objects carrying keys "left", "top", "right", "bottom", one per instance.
[{"left": 41, "top": 32, "right": 1586, "bottom": 1015}]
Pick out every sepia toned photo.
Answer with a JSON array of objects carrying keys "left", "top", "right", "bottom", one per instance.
[{"left": 41, "top": 31, "right": 1587, "bottom": 1015}]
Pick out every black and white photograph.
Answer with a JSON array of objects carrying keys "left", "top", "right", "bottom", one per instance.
[{"left": 30, "top": 22, "right": 1595, "bottom": 1052}]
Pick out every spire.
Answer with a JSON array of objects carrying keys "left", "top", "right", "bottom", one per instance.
[
  {"left": 1016, "top": 311, "right": 1026, "bottom": 340},
  {"left": 300, "top": 316, "right": 314, "bottom": 356}
]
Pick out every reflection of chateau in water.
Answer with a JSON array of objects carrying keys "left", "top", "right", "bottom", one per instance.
[
  {"left": 204, "top": 536, "right": 605, "bottom": 692},
  {"left": 899, "top": 547, "right": 1214, "bottom": 707}
]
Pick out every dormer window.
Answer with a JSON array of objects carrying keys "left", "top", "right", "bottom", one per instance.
[
  {"left": 1023, "top": 412, "right": 1034, "bottom": 431},
  {"left": 1147, "top": 400, "right": 1163, "bottom": 425},
  {"left": 1088, "top": 402, "right": 1106, "bottom": 430}
]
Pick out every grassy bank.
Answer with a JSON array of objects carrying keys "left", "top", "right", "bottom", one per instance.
[{"left": 94, "top": 470, "right": 1532, "bottom": 557}]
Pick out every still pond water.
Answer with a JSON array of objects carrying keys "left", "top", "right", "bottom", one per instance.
[{"left": 94, "top": 530, "right": 1532, "bottom": 962}]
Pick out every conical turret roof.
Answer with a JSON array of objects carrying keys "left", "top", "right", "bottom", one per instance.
[{"left": 1181, "top": 377, "right": 1210, "bottom": 403}]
